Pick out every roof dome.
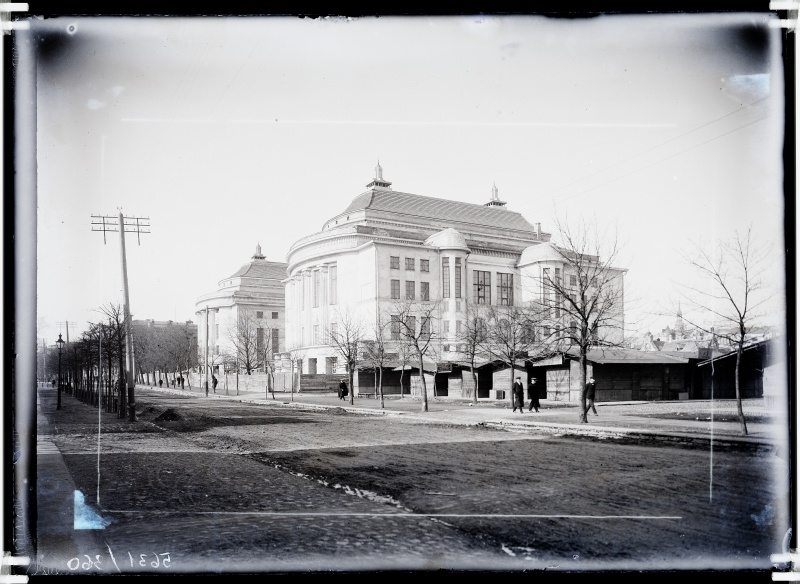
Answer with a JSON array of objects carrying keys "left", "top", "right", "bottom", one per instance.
[
  {"left": 423, "top": 228, "right": 469, "bottom": 250},
  {"left": 519, "top": 242, "right": 565, "bottom": 265}
]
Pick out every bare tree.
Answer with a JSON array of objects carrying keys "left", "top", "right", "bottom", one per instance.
[
  {"left": 392, "top": 298, "right": 439, "bottom": 413},
  {"left": 227, "top": 311, "right": 263, "bottom": 374},
  {"left": 98, "top": 303, "right": 129, "bottom": 419},
  {"left": 363, "top": 312, "right": 391, "bottom": 409},
  {"left": 486, "top": 304, "right": 550, "bottom": 409},
  {"left": 678, "top": 226, "right": 774, "bottom": 435},
  {"left": 326, "top": 308, "right": 364, "bottom": 406},
  {"left": 531, "top": 215, "right": 626, "bottom": 423},
  {"left": 396, "top": 339, "right": 414, "bottom": 398},
  {"left": 456, "top": 302, "right": 491, "bottom": 404}
]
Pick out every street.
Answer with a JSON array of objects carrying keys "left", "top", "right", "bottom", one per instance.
[{"left": 32, "top": 385, "right": 789, "bottom": 574}]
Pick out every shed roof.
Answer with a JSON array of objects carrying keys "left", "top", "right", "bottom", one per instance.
[
  {"left": 560, "top": 347, "right": 691, "bottom": 365},
  {"left": 228, "top": 259, "right": 288, "bottom": 281}
]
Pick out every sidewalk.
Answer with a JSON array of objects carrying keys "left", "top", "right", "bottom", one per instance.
[{"left": 138, "top": 383, "right": 785, "bottom": 449}]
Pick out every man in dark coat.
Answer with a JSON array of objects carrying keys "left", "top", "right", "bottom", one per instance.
[
  {"left": 584, "top": 377, "right": 598, "bottom": 416},
  {"left": 338, "top": 380, "right": 348, "bottom": 400},
  {"left": 527, "top": 377, "right": 540, "bottom": 412},
  {"left": 512, "top": 376, "right": 525, "bottom": 413}
]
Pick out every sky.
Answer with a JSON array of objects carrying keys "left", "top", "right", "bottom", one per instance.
[{"left": 19, "top": 13, "right": 788, "bottom": 347}]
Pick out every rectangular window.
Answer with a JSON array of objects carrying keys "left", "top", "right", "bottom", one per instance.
[
  {"left": 405, "top": 257, "right": 415, "bottom": 270},
  {"left": 555, "top": 267, "right": 561, "bottom": 286},
  {"left": 256, "top": 311, "right": 263, "bottom": 319},
  {"left": 391, "top": 279, "right": 400, "bottom": 299},
  {"left": 406, "top": 316, "right": 416, "bottom": 336},
  {"left": 313, "top": 270, "right": 320, "bottom": 307},
  {"left": 313, "top": 325, "right": 320, "bottom": 345},
  {"left": 329, "top": 265, "right": 338, "bottom": 305},
  {"left": 390, "top": 315, "right": 401, "bottom": 340},
  {"left": 443, "top": 344, "right": 450, "bottom": 352},
  {"left": 544, "top": 326, "right": 551, "bottom": 337},
  {"left": 405, "top": 280, "right": 415, "bottom": 300},
  {"left": 442, "top": 257, "right": 451, "bottom": 298},
  {"left": 570, "top": 274, "right": 577, "bottom": 286},
  {"left": 330, "top": 322, "right": 338, "bottom": 342},
  {"left": 390, "top": 256, "right": 400, "bottom": 269},
  {"left": 456, "top": 320, "right": 462, "bottom": 334},
  {"left": 257, "top": 328, "right": 264, "bottom": 353},
  {"left": 420, "top": 259, "right": 429, "bottom": 272},
  {"left": 497, "top": 273, "right": 514, "bottom": 306},
  {"left": 474, "top": 271, "right": 491, "bottom": 305},
  {"left": 421, "top": 317, "right": 431, "bottom": 338},
  {"left": 272, "top": 329, "right": 279, "bottom": 355},
  {"left": 420, "top": 282, "right": 430, "bottom": 301},
  {"left": 455, "top": 258, "right": 462, "bottom": 299},
  {"left": 443, "top": 320, "right": 450, "bottom": 334},
  {"left": 272, "top": 311, "right": 279, "bottom": 319}
]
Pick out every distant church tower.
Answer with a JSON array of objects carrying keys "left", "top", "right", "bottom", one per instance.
[
  {"left": 366, "top": 160, "right": 393, "bottom": 190},
  {"left": 674, "top": 302, "right": 686, "bottom": 339},
  {"left": 484, "top": 183, "right": 507, "bottom": 208}
]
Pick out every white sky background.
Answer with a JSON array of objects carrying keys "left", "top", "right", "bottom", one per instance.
[{"left": 25, "top": 14, "right": 787, "bottom": 345}]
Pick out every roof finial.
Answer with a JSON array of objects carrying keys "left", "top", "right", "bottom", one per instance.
[
  {"left": 253, "top": 243, "right": 265, "bottom": 260},
  {"left": 484, "top": 183, "right": 507, "bottom": 208},
  {"left": 366, "top": 160, "right": 392, "bottom": 190}
]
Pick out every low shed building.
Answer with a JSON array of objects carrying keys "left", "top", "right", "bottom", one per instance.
[{"left": 529, "top": 348, "right": 693, "bottom": 403}]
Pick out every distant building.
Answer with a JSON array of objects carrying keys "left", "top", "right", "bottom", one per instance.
[
  {"left": 195, "top": 245, "right": 287, "bottom": 376},
  {"left": 283, "top": 163, "right": 625, "bottom": 398}
]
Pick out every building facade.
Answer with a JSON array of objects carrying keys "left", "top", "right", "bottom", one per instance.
[
  {"left": 284, "top": 164, "right": 626, "bottom": 399},
  {"left": 195, "top": 245, "right": 287, "bottom": 380}
]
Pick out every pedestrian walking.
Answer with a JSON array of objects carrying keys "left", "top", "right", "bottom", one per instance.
[
  {"left": 584, "top": 377, "right": 598, "bottom": 416},
  {"left": 339, "top": 380, "right": 348, "bottom": 400},
  {"left": 512, "top": 376, "right": 525, "bottom": 413},
  {"left": 158, "top": 378, "right": 163, "bottom": 387},
  {"left": 527, "top": 377, "right": 540, "bottom": 412},
  {"left": 212, "top": 375, "right": 218, "bottom": 392}
]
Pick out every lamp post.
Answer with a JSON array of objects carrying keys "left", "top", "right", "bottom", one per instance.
[{"left": 56, "top": 334, "right": 65, "bottom": 410}]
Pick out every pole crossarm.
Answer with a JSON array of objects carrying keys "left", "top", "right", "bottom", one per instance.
[{"left": 91, "top": 214, "right": 151, "bottom": 244}]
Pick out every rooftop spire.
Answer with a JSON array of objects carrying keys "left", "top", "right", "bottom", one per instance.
[
  {"left": 366, "top": 160, "right": 393, "bottom": 190},
  {"left": 252, "top": 243, "right": 265, "bottom": 260},
  {"left": 484, "top": 183, "right": 507, "bottom": 208}
]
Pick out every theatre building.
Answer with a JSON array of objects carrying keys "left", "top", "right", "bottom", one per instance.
[{"left": 284, "top": 164, "right": 623, "bottom": 398}]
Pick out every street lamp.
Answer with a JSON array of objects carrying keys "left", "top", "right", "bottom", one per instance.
[{"left": 56, "top": 334, "right": 65, "bottom": 410}]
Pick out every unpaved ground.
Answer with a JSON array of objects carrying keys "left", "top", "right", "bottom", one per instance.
[{"left": 40, "top": 388, "right": 791, "bottom": 572}]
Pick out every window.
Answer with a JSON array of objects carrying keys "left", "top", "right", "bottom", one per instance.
[
  {"left": 405, "top": 257, "right": 415, "bottom": 270},
  {"left": 497, "top": 273, "right": 513, "bottom": 306},
  {"left": 329, "top": 265, "right": 337, "bottom": 305},
  {"left": 569, "top": 321, "right": 577, "bottom": 336},
  {"left": 313, "top": 270, "right": 320, "bottom": 307},
  {"left": 391, "top": 279, "right": 400, "bottom": 299},
  {"left": 256, "top": 311, "right": 263, "bottom": 319},
  {"left": 390, "top": 315, "right": 401, "bottom": 340},
  {"left": 272, "top": 311, "right": 279, "bottom": 319},
  {"left": 420, "top": 282, "right": 430, "bottom": 301},
  {"left": 443, "top": 344, "right": 450, "bottom": 352},
  {"left": 313, "top": 325, "right": 320, "bottom": 344},
  {"left": 420, "top": 259, "right": 429, "bottom": 272},
  {"left": 474, "top": 270, "right": 491, "bottom": 304},
  {"left": 442, "top": 257, "right": 451, "bottom": 298},
  {"left": 570, "top": 274, "right": 577, "bottom": 286},
  {"left": 443, "top": 320, "right": 450, "bottom": 334},
  {"left": 555, "top": 267, "right": 561, "bottom": 286},
  {"left": 330, "top": 322, "right": 338, "bottom": 342},
  {"left": 257, "top": 328, "right": 264, "bottom": 352},
  {"left": 455, "top": 258, "right": 462, "bottom": 299},
  {"left": 456, "top": 320, "right": 462, "bottom": 334},
  {"left": 544, "top": 326, "right": 551, "bottom": 337},
  {"left": 272, "top": 329, "right": 279, "bottom": 355},
  {"left": 421, "top": 317, "right": 431, "bottom": 338},
  {"left": 390, "top": 256, "right": 400, "bottom": 269},
  {"left": 406, "top": 316, "right": 416, "bottom": 336},
  {"left": 406, "top": 281, "right": 415, "bottom": 300}
]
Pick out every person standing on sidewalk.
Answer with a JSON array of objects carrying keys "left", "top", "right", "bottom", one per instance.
[
  {"left": 338, "top": 380, "right": 348, "bottom": 401},
  {"left": 512, "top": 376, "right": 525, "bottom": 413},
  {"left": 527, "top": 377, "right": 540, "bottom": 412},
  {"left": 584, "top": 377, "right": 598, "bottom": 416}
]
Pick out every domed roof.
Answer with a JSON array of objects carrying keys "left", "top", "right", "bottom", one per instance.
[
  {"left": 519, "top": 242, "right": 565, "bottom": 265},
  {"left": 423, "top": 228, "right": 469, "bottom": 250}
]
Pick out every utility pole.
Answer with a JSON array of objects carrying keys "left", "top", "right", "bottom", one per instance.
[
  {"left": 91, "top": 211, "right": 150, "bottom": 422},
  {"left": 205, "top": 306, "right": 209, "bottom": 397}
]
